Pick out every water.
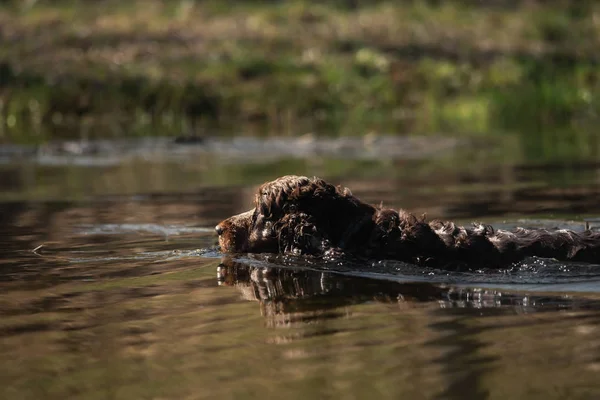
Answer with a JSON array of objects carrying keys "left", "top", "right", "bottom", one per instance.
[{"left": 2, "top": 136, "right": 600, "bottom": 399}]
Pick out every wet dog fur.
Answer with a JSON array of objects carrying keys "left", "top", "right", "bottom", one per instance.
[{"left": 216, "top": 175, "right": 600, "bottom": 269}]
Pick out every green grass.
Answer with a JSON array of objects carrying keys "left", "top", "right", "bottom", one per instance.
[{"left": 0, "top": 0, "right": 599, "bottom": 150}]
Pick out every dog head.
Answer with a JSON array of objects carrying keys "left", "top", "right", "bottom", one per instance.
[{"left": 216, "top": 175, "right": 370, "bottom": 254}]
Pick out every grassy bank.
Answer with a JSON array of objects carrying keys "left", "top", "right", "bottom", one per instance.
[{"left": 0, "top": 0, "right": 599, "bottom": 151}]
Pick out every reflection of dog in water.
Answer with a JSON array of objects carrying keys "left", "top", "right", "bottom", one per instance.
[
  {"left": 217, "top": 259, "right": 598, "bottom": 328},
  {"left": 216, "top": 175, "right": 600, "bottom": 269},
  {"left": 217, "top": 259, "right": 509, "bottom": 327}
]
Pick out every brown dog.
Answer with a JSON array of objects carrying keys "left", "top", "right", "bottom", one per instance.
[{"left": 216, "top": 175, "right": 600, "bottom": 269}]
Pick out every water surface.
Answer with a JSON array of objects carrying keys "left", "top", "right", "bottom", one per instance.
[{"left": 2, "top": 136, "right": 600, "bottom": 399}]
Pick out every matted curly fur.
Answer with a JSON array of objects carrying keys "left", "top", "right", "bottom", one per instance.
[{"left": 216, "top": 175, "right": 600, "bottom": 268}]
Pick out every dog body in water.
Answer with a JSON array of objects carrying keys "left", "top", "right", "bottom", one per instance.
[{"left": 216, "top": 175, "right": 600, "bottom": 269}]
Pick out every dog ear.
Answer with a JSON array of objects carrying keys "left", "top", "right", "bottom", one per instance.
[{"left": 276, "top": 213, "right": 326, "bottom": 255}]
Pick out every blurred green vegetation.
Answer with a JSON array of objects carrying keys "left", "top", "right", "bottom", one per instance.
[{"left": 0, "top": 0, "right": 599, "bottom": 160}]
